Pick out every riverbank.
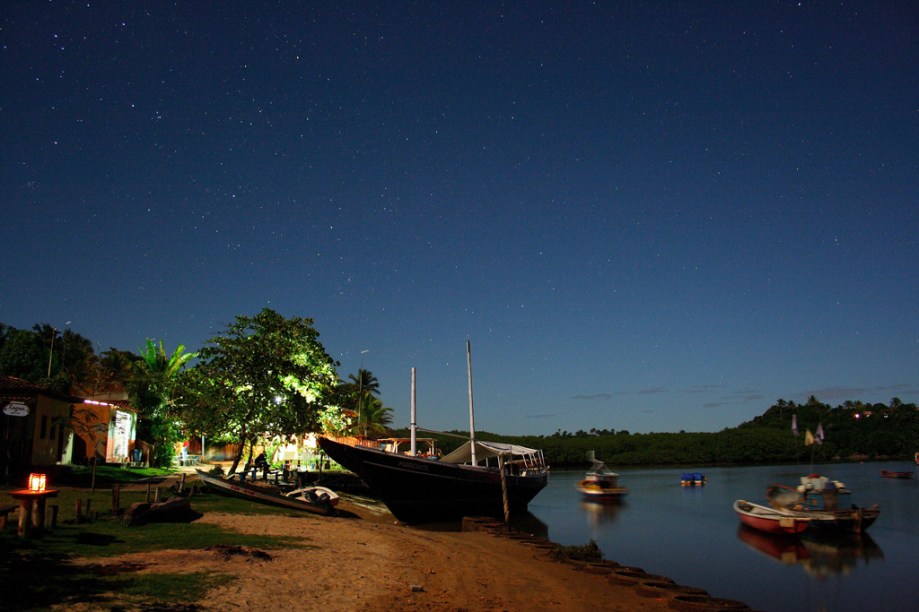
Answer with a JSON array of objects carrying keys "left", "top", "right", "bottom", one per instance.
[
  {"left": 43, "top": 468, "right": 738, "bottom": 611},
  {"left": 59, "top": 501, "right": 679, "bottom": 611}
]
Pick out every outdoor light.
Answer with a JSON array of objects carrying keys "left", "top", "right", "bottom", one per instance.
[{"left": 28, "top": 473, "right": 47, "bottom": 492}]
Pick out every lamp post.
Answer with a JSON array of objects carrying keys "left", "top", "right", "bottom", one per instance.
[
  {"left": 47, "top": 327, "right": 57, "bottom": 377},
  {"left": 358, "top": 349, "right": 370, "bottom": 437}
]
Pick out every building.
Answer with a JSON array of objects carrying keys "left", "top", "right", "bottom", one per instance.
[
  {"left": 0, "top": 375, "right": 140, "bottom": 484},
  {"left": 0, "top": 375, "right": 77, "bottom": 484}
]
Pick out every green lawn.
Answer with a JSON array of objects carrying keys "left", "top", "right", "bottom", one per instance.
[{"left": 1, "top": 475, "right": 318, "bottom": 610}]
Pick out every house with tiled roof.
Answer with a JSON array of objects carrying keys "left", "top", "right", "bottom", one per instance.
[
  {"left": 0, "top": 375, "right": 78, "bottom": 484},
  {"left": 0, "top": 375, "right": 140, "bottom": 484}
]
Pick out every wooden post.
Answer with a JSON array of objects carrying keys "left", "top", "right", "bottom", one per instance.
[
  {"left": 17, "top": 499, "right": 31, "bottom": 537},
  {"left": 146, "top": 482, "right": 152, "bottom": 503},
  {"left": 498, "top": 455, "right": 510, "bottom": 526},
  {"left": 48, "top": 505, "right": 59, "bottom": 530},
  {"left": 112, "top": 483, "right": 121, "bottom": 515},
  {"left": 75, "top": 498, "right": 83, "bottom": 523}
]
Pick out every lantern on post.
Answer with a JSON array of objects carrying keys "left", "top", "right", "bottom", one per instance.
[{"left": 28, "top": 473, "right": 47, "bottom": 492}]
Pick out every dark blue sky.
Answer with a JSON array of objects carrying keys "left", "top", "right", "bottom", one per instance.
[{"left": 2, "top": 1, "right": 917, "bottom": 435}]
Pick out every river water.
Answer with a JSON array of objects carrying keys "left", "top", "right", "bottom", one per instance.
[{"left": 517, "top": 461, "right": 918, "bottom": 612}]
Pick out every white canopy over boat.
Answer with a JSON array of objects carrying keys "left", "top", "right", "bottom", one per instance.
[{"left": 441, "top": 440, "right": 545, "bottom": 466}]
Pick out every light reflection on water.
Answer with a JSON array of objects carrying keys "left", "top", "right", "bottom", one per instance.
[{"left": 517, "top": 461, "right": 919, "bottom": 612}]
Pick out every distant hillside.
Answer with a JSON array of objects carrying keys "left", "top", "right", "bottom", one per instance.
[{"left": 389, "top": 397, "right": 918, "bottom": 467}]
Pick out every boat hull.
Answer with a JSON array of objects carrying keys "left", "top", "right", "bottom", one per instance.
[
  {"left": 318, "top": 437, "right": 548, "bottom": 524},
  {"left": 805, "top": 508, "right": 879, "bottom": 533},
  {"left": 577, "top": 480, "right": 629, "bottom": 500},
  {"left": 734, "top": 500, "right": 810, "bottom": 535},
  {"left": 195, "top": 469, "right": 336, "bottom": 515}
]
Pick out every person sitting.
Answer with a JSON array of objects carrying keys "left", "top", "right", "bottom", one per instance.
[{"left": 254, "top": 452, "right": 269, "bottom": 480}]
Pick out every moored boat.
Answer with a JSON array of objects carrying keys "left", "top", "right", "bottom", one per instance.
[
  {"left": 880, "top": 469, "right": 912, "bottom": 479},
  {"left": 319, "top": 436, "right": 548, "bottom": 523},
  {"left": 766, "top": 482, "right": 879, "bottom": 533},
  {"left": 318, "top": 342, "right": 549, "bottom": 524},
  {"left": 576, "top": 460, "right": 629, "bottom": 500},
  {"left": 681, "top": 472, "right": 706, "bottom": 487},
  {"left": 195, "top": 469, "right": 339, "bottom": 515},
  {"left": 733, "top": 499, "right": 810, "bottom": 535}
]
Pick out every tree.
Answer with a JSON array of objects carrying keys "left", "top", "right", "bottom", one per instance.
[
  {"left": 129, "top": 339, "right": 197, "bottom": 468},
  {"left": 359, "top": 396, "right": 394, "bottom": 438},
  {"left": 343, "top": 369, "right": 381, "bottom": 437},
  {"left": 179, "top": 308, "right": 340, "bottom": 473},
  {"left": 66, "top": 406, "right": 110, "bottom": 492},
  {"left": 0, "top": 327, "right": 48, "bottom": 382}
]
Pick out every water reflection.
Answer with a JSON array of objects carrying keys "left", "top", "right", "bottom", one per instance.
[
  {"left": 737, "top": 525, "right": 883, "bottom": 578},
  {"left": 581, "top": 498, "right": 626, "bottom": 527}
]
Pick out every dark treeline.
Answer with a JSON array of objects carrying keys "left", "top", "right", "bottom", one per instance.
[{"left": 392, "top": 396, "right": 918, "bottom": 467}]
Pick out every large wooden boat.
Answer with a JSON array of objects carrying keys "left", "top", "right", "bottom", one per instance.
[
  {"left": 318, "top": 436, "right": 548, "bottom": 524},
  {"left": 320, "top": 343, "right": 549, "bottom": 524},
  {"left": 195, "top": 469, "right": 339, "bottom": 515},
  {"left": 733, "top": 499, "right": 810, "bottom": 535},
  {"left": 766, "top": 482, "right": 879, "bottom": 533}
]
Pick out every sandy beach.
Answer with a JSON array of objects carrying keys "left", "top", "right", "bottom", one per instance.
[
  {"left": 56, "top": 488, "right": 690, "bottom": 611},
  {"left": 45, "top": 469, "right": 747, "bottom": 611}
]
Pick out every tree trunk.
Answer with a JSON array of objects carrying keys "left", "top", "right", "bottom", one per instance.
[{"left": 229, "top": 427, "right": 247, "bottom": 474}]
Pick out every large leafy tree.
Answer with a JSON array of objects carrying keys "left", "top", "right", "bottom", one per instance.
[
  {"left": 129, "top": 339, "right": 197, "bottom": 467},
  {"left": 179, "top": 308, "right": 340, "bottom": 473}
]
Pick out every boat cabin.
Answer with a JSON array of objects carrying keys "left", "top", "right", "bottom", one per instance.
[{"left": 375, "top": 437, "right": 441, "bottom": 458}]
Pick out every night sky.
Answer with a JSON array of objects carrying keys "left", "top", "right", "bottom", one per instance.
[{"left": 2, "top": 2, "right": 917, "bottom": 436}]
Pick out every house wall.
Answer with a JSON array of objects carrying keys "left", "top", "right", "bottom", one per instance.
[
  {"left": 71, "top": 402, "right": 110, "bottom": 462},
  {"left": 30, "top": 396, "right": 74, "bottom": 466}
]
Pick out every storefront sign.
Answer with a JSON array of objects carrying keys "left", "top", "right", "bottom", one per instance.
[{"left": 3, "top": 402, "right": 30, "bottom": 417}]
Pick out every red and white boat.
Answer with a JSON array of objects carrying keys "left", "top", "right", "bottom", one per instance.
[{"left": 734, "top": 499, "right": 810, "bottom": 535}]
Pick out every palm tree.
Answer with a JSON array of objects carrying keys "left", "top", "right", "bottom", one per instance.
[
  {"left": 360, "top": 396, "right": 394, "bottom": 438},
  {"left": 348, "top": 369, "right": 379, "bottom": 436},
  {"left": 130, "top": 340, "right": 197, "bottom": 467}
]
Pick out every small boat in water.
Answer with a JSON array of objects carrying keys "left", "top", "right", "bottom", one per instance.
[
  {"left": 195, "top": 469, "right": 339, "bottom": 515},
  {"left": 766, "top": 482, "right": 879, "bottom": 533},
  {"left": 734, "top": 499, "right": 810, "bottom": 535},
  {"left": 880, "top": 469, "right": 913, "bottom": 479},
  {"left": 577, "top": 460, "right": 629, "bottom": 500},
  {"left": 681, "top": 472, "right": 706, "bottom": 487}
]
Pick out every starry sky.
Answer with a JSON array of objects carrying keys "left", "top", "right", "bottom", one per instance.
[{"left": 2, "top": 2, "right": 917, "bottom": 436}]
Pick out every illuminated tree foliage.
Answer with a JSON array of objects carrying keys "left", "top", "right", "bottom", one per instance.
[
  {"left": 179, "top": 308, "right": 340, "bottom": 472},
  {"left": 129, "top": 339, "right": 197, "bottom": 468}
]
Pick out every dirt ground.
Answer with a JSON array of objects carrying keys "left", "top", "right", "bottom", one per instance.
[{"left": 58, "top": 493, "right": 683, "bottom": 611}]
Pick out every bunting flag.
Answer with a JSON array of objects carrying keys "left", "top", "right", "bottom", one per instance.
[
  {"left": 792, "top": 414, "right": 799, "bottom": 437},
  {"left": 815, "top": 423, "right": 825, "bottom": 445},
  {"left": 804, "top": 429, "right": 815, "bottom": 446}
]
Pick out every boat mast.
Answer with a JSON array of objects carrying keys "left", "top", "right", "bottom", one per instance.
[
  {"left": 467, "top": 339, "right": 476, "bottom": 465},
  {"left": 410, "top": 367, "right": 417, "bottom": 456}
]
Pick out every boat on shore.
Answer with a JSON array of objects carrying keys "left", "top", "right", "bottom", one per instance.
[
  {"left": 766, "top": 481, "right": 879, "bottom": 533},
  {"left": 733, "top": 499, "right": 810, "bottom": 535},
  {"left": 195, "top": 469, "right": 339, "bottom": 515},
  {"left": 319, "top": 436, "right": 548, "bottom": 524},
  {"left": 576, "top": 460, "right": 629, "bottom": 500},
  {"left": 319, "top": 343, "right": 549, "bottom": 524}
]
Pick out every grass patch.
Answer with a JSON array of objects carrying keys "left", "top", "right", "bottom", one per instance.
[
  {"left": 551, "top": 539, "right": 604, "bottom": 562},
  {"left": 0, "top": 486, "right": 319, "bottom": 609}
]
